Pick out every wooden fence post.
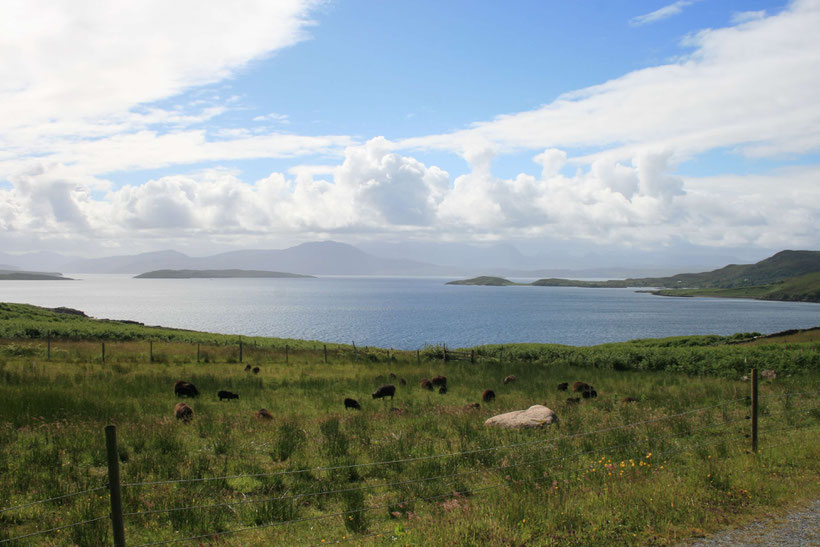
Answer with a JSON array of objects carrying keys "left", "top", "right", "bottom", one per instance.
[
  {"left": 471, "top": 350, "right": 475, "bottom": 364},
  {"left": 149, "top": 341, "right": 153, "bottom": 363},
  {"left": 285, "top": 345, "right": 289, "bottom": 365},
  {"left": 417, "top": 349, "right": 420, "bottom": 366},
  {"left": 105, "top": 425, "right": 127, "bottom": 547},
  {"left": 751, "top": 368, "right": 759, "bottom": 453},
  {"left": 324, "top": 344, "right": 328, "bottom": 364},
  {"left": 239, "top": 337, "right": 243, "bottom": 363},
  {"left": 443, "top": 344, "right": 447, "bottom": 364},
  {"left": 196, "top": 343, "right": 200, "bottom": 363}
]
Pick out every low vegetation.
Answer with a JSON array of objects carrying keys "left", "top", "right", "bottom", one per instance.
[{"left": 0, "top": 305, "right": 817, "bottom": 545}]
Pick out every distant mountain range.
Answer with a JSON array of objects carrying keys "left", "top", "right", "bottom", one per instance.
[{"left": 0, "top": 240, "right": 793, "bottom": 278}]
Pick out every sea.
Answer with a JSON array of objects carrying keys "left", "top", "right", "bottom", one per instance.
[{"left": 1, "top": 275, "right": 818, "bottom": 349}]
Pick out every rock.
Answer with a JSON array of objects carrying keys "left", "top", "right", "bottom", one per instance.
[{"left": 484, "top": 405, "right": 558, "bottom": 429}]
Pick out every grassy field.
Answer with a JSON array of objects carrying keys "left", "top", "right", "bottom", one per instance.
[{"left": 0, "top": 306, "right": 818, "bottom": 546}]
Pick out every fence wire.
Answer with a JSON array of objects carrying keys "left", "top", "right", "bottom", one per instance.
[
  {"left": 122, "top": 397, "right": 746, "bottom": 489},
  {"left": 122, "top": 412, "right": 750, "bottom": 519}
]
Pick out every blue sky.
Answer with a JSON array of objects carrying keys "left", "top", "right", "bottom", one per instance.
[{"left": 0, "top": 0, "right": 818, "bottom": 261}]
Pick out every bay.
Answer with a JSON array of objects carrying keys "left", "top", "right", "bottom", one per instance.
[{"left": 1, "top": 275, "right": 817, "bottom": 349}]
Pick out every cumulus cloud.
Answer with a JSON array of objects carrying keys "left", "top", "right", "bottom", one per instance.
[
  {"left": 4, "top": 139, "right": 816, "bottom": 253},
  {"left": 402, "top": 0, "right": 820, "bottom": 163}
]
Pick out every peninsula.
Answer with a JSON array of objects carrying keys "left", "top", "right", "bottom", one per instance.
[
  {"left": 447, "top": 250, "right": 820, "bottom": 303},
  {"left": 135, "top": 269, "right": 314, "bottom": 279},
  {"left": 0, "top": 270, "right": 72, "bottom": 280}
]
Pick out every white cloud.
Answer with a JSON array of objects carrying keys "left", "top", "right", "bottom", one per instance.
[
  {"left": 630, "top": 1, "right": 698, "bottom": 26},
  {"left": 0, "top": 1, "right": 318, "bottom": 132},
  {"left": 403, "top": 1, "right": 820, "bottom": 164},
  {"left": 4, "top": 140, "right": 816, "bottom": 254}
]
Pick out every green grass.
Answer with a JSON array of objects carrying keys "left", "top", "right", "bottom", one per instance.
[{"left": 0, "top": 335, "right": 818, "bottom": 545}]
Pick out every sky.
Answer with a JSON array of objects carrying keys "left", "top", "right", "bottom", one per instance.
[{"left": 1, "top": 0, "right": 819, "bottom": 263}]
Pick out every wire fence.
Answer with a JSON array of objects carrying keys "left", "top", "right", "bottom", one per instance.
[{"left": 1, "top": 382, "right": 817, "bottom": 546}]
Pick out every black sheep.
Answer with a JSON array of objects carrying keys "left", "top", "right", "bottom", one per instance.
[
  {"left": 438, "top": 385, "right": 447, "bottom": 395},
  {"left": 344, "top": 397, "right": 362, "bottom": 410},
  {"left": 218, "top": 390, "right": 239, "bottom": 401},
  {"left": 573, "top": 381, "right": 591, "bottom": 392},
  {"left": 582, "top": 389, "right": 598, "bottom": 399},
  {"left": 372, "top": 384, "right": 396, "bottom": 400},
  {"left": 419, "top": 378, "right": 434, "bottom": 391},
  {"left": 557, "top": 382, "right": 569, "bottom": 391},
  {"left": 431, "top": 375, "right": 447, "bottom": 387},
  {"left": 252, "top": 367, "right": 260, "bottom": 374},
  {"left": 244, "top": 364, "right": 251, "bottom": 372},
  {"left": 174, "top": 380, "right": 199, "bottom": 398},
  {"left": 482, "top": 389, "right": 495, "bottom": 402}
]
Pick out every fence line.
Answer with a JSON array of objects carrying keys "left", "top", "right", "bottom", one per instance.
[
  {"left": 122, "top": 397, "right": 747, "bottom": 489},
  {"left": 314, "top": 431, "right": 761, "bottom": 546},
  {"left": 123, "top": 412, "right": 751, "bottom": 520},
  {"left": 137, "top": 429, "right": 754, "bottom": 547},
  {"left": 2, "top": 388, "right": 814, "bottom": 544}
]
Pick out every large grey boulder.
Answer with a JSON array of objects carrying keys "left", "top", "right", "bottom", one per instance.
[{"left": 484, "top": 405, "right": 558, "bottom": 429}]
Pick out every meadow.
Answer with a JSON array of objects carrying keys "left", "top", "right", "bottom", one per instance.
[{"left": 0, "top": 305, "right": 818, "bottom": 545}]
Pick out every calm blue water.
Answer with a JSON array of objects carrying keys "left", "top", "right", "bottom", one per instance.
[{"left": 1, "top": 275, "right": 817, "bottom": 349}]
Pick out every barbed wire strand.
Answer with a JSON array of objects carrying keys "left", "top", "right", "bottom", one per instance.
[
  {"left": 0, "top": 485, "right": 107, "bottom": 515},
  {"left": 123, "top": 413, "right": 750, "bottom": 519},
  {"left": 122, "top": 397, "right": 746, "bottom": 489},
  {"left": 0, "top": 515, "right": 109, "bottom": 545},
  {"left": 316, "top": 432, "right": 756, "bottom": 546},
  {"left": 132, "top": 425, "right": 752, "bottom": 546}
]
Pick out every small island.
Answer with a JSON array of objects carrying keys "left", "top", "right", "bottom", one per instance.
[
  {"left": 0, "top": 270, "right": 72, "bottom": 280},
  {"left": 446, "top": 276, "right": 519, "bottom": 286},
  {"left": 135, "top": 269, "right": 314, "bottom": 279}
]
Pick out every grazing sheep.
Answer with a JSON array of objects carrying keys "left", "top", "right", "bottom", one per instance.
[
  {"left": 465, "top": 402, "right": 481, "bottom": 410},
  {"left": 557, "top": 382, "right": 569, "bottom": 391},
  {"left": 582, "top": 389, "right": 598, "bottom": 399},
  {"left": 432, "top": 375, "right": 447, "bottom": 387},
  {"left": 399, "top": 378, "right": 407, "bottom": 386},
  {"left": 389, "top": 372, "right": 397, "bottom": 379},
  {"left": 420, "top": 378, "right": 434, "bottom": 391},
  {"left": 572, "top": 381, "right": 591, "bottom": 393},
  {"left": 372, "top": 384, "right": 396, "bottom": 400},
  {"left": 622, "top": 397, "right": 638, "bottom": 403},
  {"left": 244, "top": 364, "right": 251, "bottom": 372},
  {"left": 256, "top": 409, "right": 273, "bottom": 420},
  {"left": 174, "top": 380, "right": 199, "bottom": 398},
  {"left": 482, "top": 389, "right": 496, "bottom": 403},
  {"left": 174, "top": 402, "right": 193, "bottom": 422},
  {"left": 344, "top": 398, "right": 362, "bottom": 410},
  {"left": 252, "top": 367, "right": 260, "bottom": 374},
  {"left": 438, "top": 385, "right": 447, "bottom": 395},
  {"left": 218, "top": 390, "right": 239, "bottom": 401},
  {"left": 566, "top": 397, "right": 581, "bottom": 405},
  {"left": 503, "top": 375, "right": 516, "bottom": 385}
]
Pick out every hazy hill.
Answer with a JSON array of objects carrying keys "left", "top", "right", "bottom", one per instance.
[
  {"left": 135, "top": 269, "right": 314, "bottom": 279},
  {"left": 63, "top": 250, "right": 192, "bottom": 274}
]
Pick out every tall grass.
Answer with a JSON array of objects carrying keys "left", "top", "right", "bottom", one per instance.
[{"left": 0, "top": 330, "right": 817, "bottom": 545}]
